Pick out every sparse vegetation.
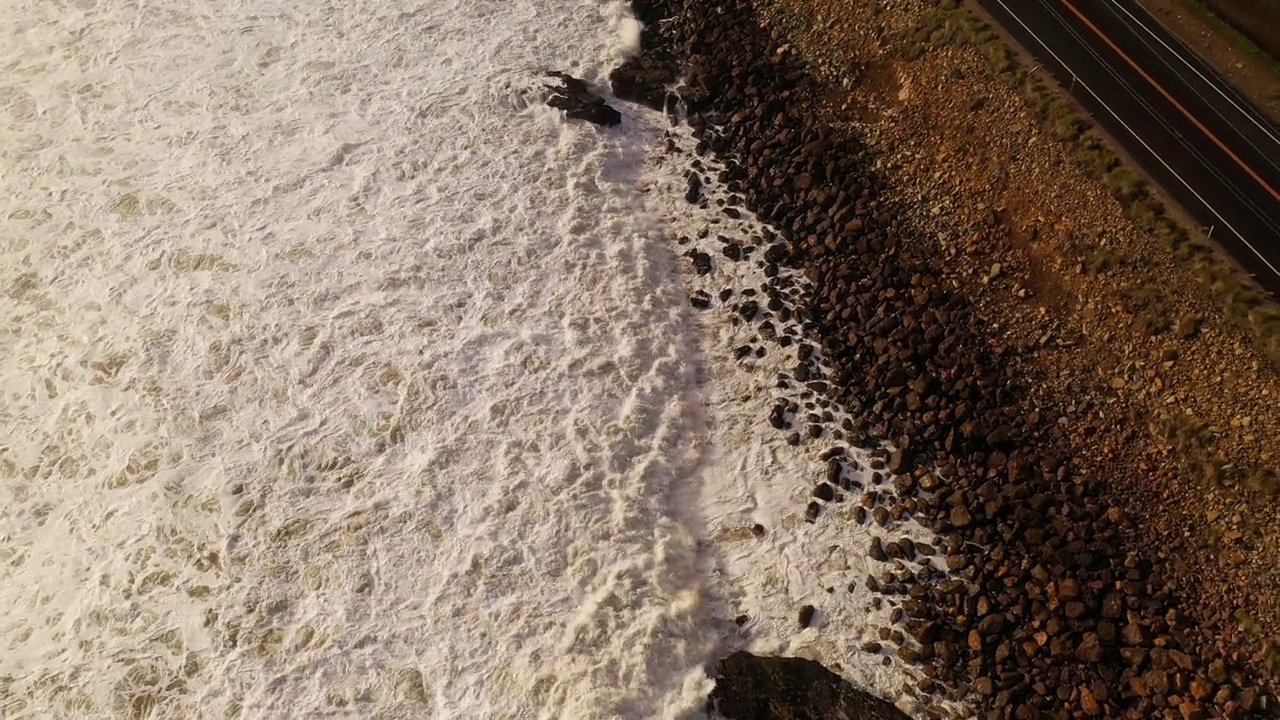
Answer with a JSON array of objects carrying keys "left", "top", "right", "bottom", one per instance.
[
  {"left": 1122, "top": 282, "right": 1175, "bottom": 335},
  {"left": 1175, "top": 312, "right": 1203, "bottom": 339},
  {"left": 1083, "top": 248, "right": 1124, "bottom": 276}
]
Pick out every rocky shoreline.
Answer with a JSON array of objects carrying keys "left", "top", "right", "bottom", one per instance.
[{"left": 610, "top": 0, "right": 1276, "bottom": 717}]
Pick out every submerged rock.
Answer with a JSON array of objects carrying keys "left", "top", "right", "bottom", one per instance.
[
  {"left": 542, "top": 71, "right": 621, "bottom": 126},
  {"left": 707, "top": 652, "right": 911, "bottom": 720}
]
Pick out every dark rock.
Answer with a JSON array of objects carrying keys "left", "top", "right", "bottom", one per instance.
[
  {"left": 685, "top": 249, "right": 712, "bottom": 275},
  {"left": 872, "top": 507, "right": 890, "bottom": 527},
  {"left": 976, "top": 614, "right": 1005, "bottom": 636},
  {"left": 868, "top": 538, "right": 888, "bottom": 562},
  {"left": 820, "top": 446, "right": 846, "bottom": 461},
  {"left": 1076, "top": 632, "right": 1104, "bottom": 663},
  {"left": 609, "top": 50, "right": 680, "bottom": 111},
  {"left": 909, "top": 620, "right": 941, "bottom": 645},
  {"left": 895, "top": 537, "right": 916, "bottom": 560},
  {"left": 1122, "top": 623, "right": 1147, "bottom": 646},
  {"left": 543, "top": 71, "right": 621, "bottom": 126},
  {"left": 888, "top": 448, "right": 909, "bottom": 474},
  {"left": 685, "top": 173, "right": 703, "bottom": 204},
  {"left": 768, "top": 402, "right": 790, "bottom": 430},
  {"left": 798, "top": 604, "right": 816, "bottom": 628},
  {"left": 707, "top": 652, "right": 912, "bottom": 719},
  {"left": 689, "top": 291, "right": 711, "bottom": 309}
]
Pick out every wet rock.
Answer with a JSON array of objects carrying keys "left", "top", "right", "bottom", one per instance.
[
  {"left": 686, "top": 172, "right": 704, "bottom": 204},
  {"left": 820, "top": 446, "right": 846, "bottom": 461},
  {"left": 868, "top": 538, "right": 888, "bottom": 562},
  {"left": 872, "top": 507, "right": 890, "bottom": 527},
  {"left": 768, "top": 402, "right": 790, "bottom": 429},
  {"left": 684, "top": 249, "right": 712, "bottom": 275},
  {"left": 609, "top": 50, "right": 680, "bottom": 111},
  {"left": 543, "top": 71, "right": 621, "bottom": 126},
  {"left": 909, "top": 620, "right": 941, "bottom": 645},
  {"left": 798, "top": 604, "right": 816, "bottom": 628}
]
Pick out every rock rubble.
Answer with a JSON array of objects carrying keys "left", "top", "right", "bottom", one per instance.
[{"left": 611, "top": 0, "right": 1276, "bottom": 716}]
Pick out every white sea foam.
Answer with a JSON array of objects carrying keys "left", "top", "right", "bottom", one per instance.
[
  {"left": 0, "top": 0, "right": 718, "bottom": 716},
  {"left": 642, "top": 127, "right": 956, "bottom": 717},
  {"left": 0, "top": 0, "right": 942, "bottom": 717}
]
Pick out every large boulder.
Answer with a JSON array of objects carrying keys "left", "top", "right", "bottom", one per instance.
[
  {"left": 609, "top": 51, "right": 680, "bottom": 111},
  {"left": 707, "top": 651, "right": 912, "bottom": 720},
  {"left": 542, "top": 71, "right": 621, "bottom": 126}
]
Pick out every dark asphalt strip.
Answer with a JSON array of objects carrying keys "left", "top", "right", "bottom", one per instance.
[
  {"left": 1099, "top": 0, "right": 1280, "bottom": 175},
  {"left": 1067, "top": 0, "right": 1280, "bottom": 199},
  {"left": 982, "top": 0, "right": 1280, "bottom": 292}
]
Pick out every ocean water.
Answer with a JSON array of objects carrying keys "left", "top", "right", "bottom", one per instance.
[{"left": 0, "top": 0, "right": 936, "bottom": 717}]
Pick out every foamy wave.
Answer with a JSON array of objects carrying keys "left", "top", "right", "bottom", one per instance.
[{"left": 0, "top": 0, "right": 714, "bottom": 717}]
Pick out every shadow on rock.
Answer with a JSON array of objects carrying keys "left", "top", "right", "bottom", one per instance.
[{"left": 707, "top": 652, "right": 912, "bottom": 720}]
